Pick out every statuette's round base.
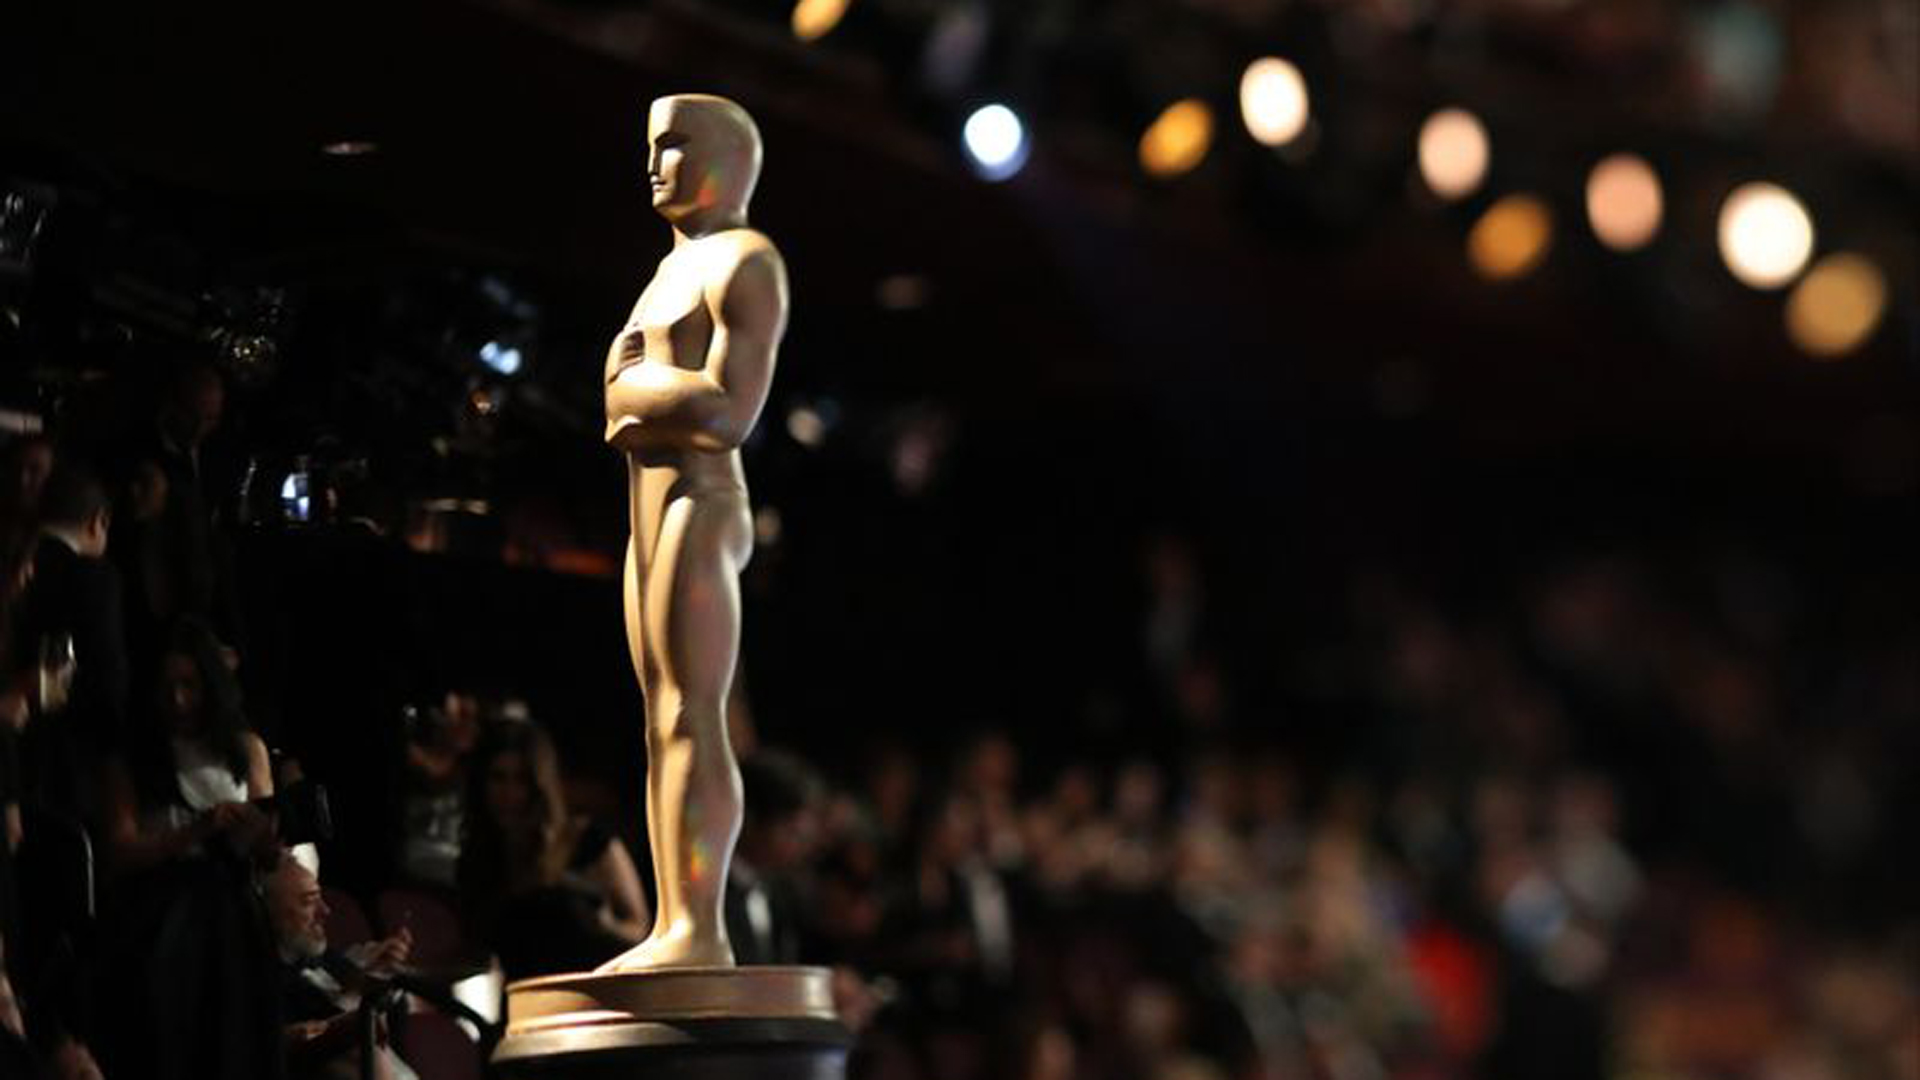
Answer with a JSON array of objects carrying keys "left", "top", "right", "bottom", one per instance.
[{"left": 495, "top": 967, "right": 849, "bottom": 1080}]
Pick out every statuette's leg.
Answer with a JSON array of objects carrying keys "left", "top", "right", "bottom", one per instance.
[
  {"left": 619, "top": 522, "right": 672, "bottom": 953},
  {"left": 600, "top": 493, "right": 751, "bottom": 971}
]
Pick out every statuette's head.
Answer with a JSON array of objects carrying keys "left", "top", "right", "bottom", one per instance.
[{"left": 647, "top": 94, "right": 762, "bottom": 231}]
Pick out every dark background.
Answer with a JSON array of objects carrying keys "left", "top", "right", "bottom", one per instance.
[{"left": 5, "top": 0, "right": 1916, "bottom": 905}]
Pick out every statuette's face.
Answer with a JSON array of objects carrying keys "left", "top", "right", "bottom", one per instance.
[
  {"left": 646, "top": 95, "right": 762, "bottom": 226},
  {"left": 647, "top": 104, "right": 694, "bottom": 214}
]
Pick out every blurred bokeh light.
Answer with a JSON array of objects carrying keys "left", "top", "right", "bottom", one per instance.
[
  {"left": 1140, "top": 99, "right": 1215, "bottom": 179},
  {"left": 786, "top": 405, "right": 827, "bottom": 448},
  {"left": 753, "top": 506, "right": 784, "bottom": 546},
  {"left": 1469, "top": 194, "right": 1553, "bottom": 280},
  {"left": 1419, "top": 108, "right": 1490, "bottom": 201},
  {"left": 791, "top": 0, "right": 851, "bottom": 43},
  {"left": 1240, "top": 58, "right": 1310, "bottom": 148},
  {"left": 1718, "top": 182, "right": 1814, "bottom": 289},
  {"left": 963, "top": 103, "right": 1029, "bottom": 181},
  {"left": 1786, "top": 253, "right": 1888, "bottom": 359},
  {"left": 1585, "top": 154, "right": 1664, "bottom": 252}
]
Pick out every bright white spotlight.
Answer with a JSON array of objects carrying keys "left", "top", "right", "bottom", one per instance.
[
  {"left": 478, "top": 340, "right": 523, "bottom": 376},
  {"left": 1718, "top": 182, "right": 1814, "bottom": 289},
  {"left": 963, "top": 104, "right": 1029, "bottom": 181},
  {"left": 1240, "top": 58, "right": 1309, "bottom": 147}
]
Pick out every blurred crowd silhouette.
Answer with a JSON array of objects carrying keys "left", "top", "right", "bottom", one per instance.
[{"left": 2, "top": 357, "right": 1916, "bottom": 1080}]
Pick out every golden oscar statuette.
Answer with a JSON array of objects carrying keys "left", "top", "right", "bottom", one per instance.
[{"left": 495, "top": 93, "right": 848, "bottom": 1080}]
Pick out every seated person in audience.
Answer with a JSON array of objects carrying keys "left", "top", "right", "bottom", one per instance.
[
  {"left": 727, "top": 749, "right": 823, "bottom": 965},
  {"left": 396, "top": 690, "right": 482, "bottom": 887},
  {"left": 458, "top": 721, "right": 650, "bottom": 978},
  {"left": 99, "top": 617, "right": 274, "bottom": 875},
  {"left": 90, "top": 618, "right": 282, "bottom": 1080},
  {"left": 262, "top": 852, "right": 419, "bottom": 1080}
]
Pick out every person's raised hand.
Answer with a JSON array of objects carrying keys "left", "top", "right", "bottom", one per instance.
[{"left": 349, "top": 926, "right": 413, "bottom": 978}]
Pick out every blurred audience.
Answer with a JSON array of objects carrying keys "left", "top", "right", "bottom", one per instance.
[{"left": 0, "top": 422, "right": 1912, "bottom": 1080}]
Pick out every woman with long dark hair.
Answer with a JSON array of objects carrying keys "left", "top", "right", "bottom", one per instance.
[
  {"left": 99, "top": 616, "right": 271, "bottom": 875},
  {"left": 458, "top": 720, "right": 650, "bottom": 979},
  {"left": 92, "top": 617, "right": 282, "bottom": 1080}
]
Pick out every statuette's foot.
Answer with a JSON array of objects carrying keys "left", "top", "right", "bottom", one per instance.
[{"left": 597, "top": 929, "right": 736, "bottom": 972}]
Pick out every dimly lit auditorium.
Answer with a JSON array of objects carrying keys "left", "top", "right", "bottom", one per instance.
[{"left": 2, "top": 2, "right": 1915, "bottom": 1078}]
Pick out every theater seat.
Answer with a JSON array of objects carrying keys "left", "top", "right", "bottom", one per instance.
[
  {"left": 397, "top": 1010, "right": 483, "bottom": 1080},
  {"left": 375, "top": 887, "right": 466, "bottom": 967}
]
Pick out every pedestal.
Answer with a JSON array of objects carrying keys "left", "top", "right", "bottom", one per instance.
[{"left": 494, "top": 966, "right": 850, "bottom": 1080}]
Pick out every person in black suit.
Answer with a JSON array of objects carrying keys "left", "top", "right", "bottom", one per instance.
[
  {"left": 4, "top": 463, "right": 121, "bottom": 1078},
  {"left": 11, "top": 463, "right": 129, "bottom": 817},
  {"left": 262, "top": 853, "right": 418, "bottom": 1080},
  {"left": 725, "top": 749, "right": 823, "bottom": 966},
  {"left": 126, "top": 362, "right": 245, "bottom": 664}
]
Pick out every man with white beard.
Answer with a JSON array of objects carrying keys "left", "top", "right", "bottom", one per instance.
[{"left": 261, "top": 853, "right": 418, "bottom": 1080}]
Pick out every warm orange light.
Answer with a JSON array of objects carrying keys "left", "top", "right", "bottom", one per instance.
[
  {"left": 786, "top": 406, "right": 826, "bottom": 447},
  {"left": 1786, "top": 253, "right": 1887, "bottom": 359},
  {"left": 754, "top": 507, "right": 785, "bottom": 546},
  {"left": 1140, "top": 99, "right": 1215, "bottom": 179},
  {"left": 1240, "top": 58, "right": 1309, "bottom": 147},
  {"left": 1468, "top": 194, "right": 1552, "bottom": 280},
  {"left": 792, "top": 0, "right": 851, "bottom": 42},
  {"left": 1586, "top": 153, "right": 1663, "bottom": 251},
  {"left": 1718, "top": 182, "right": 1814, "bottom": 289},
  {"left": 1418, "top": 108, "right": 1489, "bottom": 201}
]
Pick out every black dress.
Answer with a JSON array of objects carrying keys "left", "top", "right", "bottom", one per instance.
[{"left": 486, "top": 820, "right": 630, "bottom": 981}]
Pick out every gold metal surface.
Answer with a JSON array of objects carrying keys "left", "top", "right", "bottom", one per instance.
[
  {"left": 600, "top": 94, "right": 790, "bottom": 972},
  {"left": 505, "top": 966, "right": 839, "bottom": 1033}
]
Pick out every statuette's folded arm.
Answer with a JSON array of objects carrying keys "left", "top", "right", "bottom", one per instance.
[{"left": 605, "top": 246, "right": 786, "bottom": 455}]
